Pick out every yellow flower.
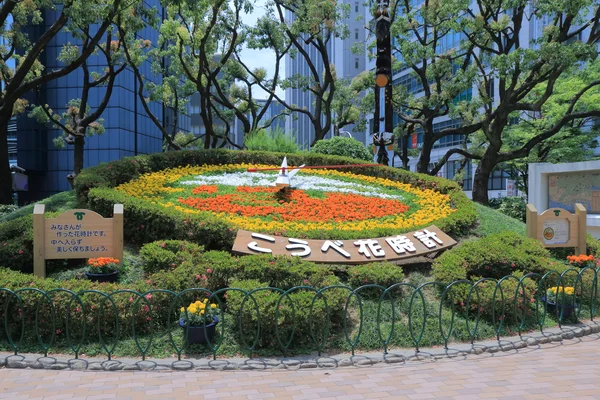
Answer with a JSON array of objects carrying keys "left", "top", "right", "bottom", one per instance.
[
  {"left": 203, "top": 299, "right": 208, "bottom": 304},
  {"left": 194, "top": 300, "right": 202, "bottom": 307},
  {"left": 200, "top": 310, "right": 205, "bottom": 315},
  {"left": 210, "top": 304, "right": 217, "bottom": 309},
  {"left": 180, "top": 307, "right": 185, "bottom": 312}
]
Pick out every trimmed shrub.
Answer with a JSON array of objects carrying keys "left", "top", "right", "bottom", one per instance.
[
  {"left": 310, "top": 136, "right": 373, "bottom": 162},
  {"left": 432, "top": 232, "right": 551, "bottom": 283},
  {"left": 244, "top": 128, "right": 301, "bottom": 153},
  {"left": 497, "top": 197, "right": 526, "bottom": 222},
  {"left": 227, "top": 275, "right": 346, "bottom": 349},
  {"left": 431, "top": 232, "right": 573, "bottom": 325},
  {"left": 0, "top": 204, "right": 18, "bottom": 217},
  {"left": 347, "top": 263, "right": 404, "bottom": 289},
  {"left": 0, "top": 216, "right": 34, "bottom": 273},
  {"left": 139, "top": 240, "right": 204, "bottom": 274}
]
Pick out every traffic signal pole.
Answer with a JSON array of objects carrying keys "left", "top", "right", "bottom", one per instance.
[{"left": 373, "top": 0, "right": 394, "bottom": 166}]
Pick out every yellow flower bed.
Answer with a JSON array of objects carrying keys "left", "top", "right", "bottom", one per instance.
[{"left": 116, "top": 164, "right": 455, "bottom": 234}]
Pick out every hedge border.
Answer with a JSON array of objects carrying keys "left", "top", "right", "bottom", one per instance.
[{"left": 74, "top": 149, "right": 477, "bottom": 248}]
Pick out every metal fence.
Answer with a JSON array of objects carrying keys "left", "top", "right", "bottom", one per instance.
[{"left": 0, "top": 266, "right": 597, "bottom": 361}]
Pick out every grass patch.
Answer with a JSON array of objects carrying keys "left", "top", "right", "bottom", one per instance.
[
  {"left": 0, "top": 191, "right": 78, "bottom": 224},
  {"left": 473, "top": 202, "right": 526, "bottom": 237}
]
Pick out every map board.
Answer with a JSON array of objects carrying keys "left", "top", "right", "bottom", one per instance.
[
  {"left": 33, "top": 204, "right": 123, "bottom": 277},
  {"left": 549, "top": 172, "right": 600, "bottom": 214}
]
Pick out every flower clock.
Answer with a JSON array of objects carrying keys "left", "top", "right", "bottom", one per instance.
[{"left": 116, "top": 163, "right": 456, "bottom": 239}]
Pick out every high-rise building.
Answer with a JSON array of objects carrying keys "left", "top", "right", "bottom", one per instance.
[
  {"left": 284, "top": 1, "right": 367, "bottom": 148},
  {"left": 15, "top": 4, "right": 189, "bottom": 202}
]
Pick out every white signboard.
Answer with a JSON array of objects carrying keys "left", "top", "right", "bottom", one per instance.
[{"left": 542, "top": 219, "right": 569, "bottom": 245}]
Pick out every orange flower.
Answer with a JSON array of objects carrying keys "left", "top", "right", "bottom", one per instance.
[
  {"left": 177, "top": 186, "right": 409, "bottom": 223},
  {"left": 87, "top": 257, "right": 120, "bottom": 268}
]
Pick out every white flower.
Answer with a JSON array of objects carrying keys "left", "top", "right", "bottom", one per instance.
[{"left": 180, "top": 172, "right": 404, "bottom": 200}]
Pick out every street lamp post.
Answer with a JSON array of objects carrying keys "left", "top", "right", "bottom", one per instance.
[{"left": 373, "top": 0, "right": 394, "bottom": 166}]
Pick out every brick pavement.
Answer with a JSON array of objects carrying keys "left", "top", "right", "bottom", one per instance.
[{"left": 2, "top": 335, "right": 600, "bottom": 399}]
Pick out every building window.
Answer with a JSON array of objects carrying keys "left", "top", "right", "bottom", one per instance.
[
  {"left": 355, "top": 29, "right": 359, "bottom": 40},
  {"left": 355, "top": 58, "right": 359, "bottom": 69},
  {"left": 8, "top": 151, "right": 17, "bottom": 162},
  {"left": 446, "top": 160, "right": 472, "bottom": 190},
  {"left": 488, "top": 169, "right": 509, "bottom": 190},
  {"left": 355, "top": 2, "right": 359, "bottom": 12}
]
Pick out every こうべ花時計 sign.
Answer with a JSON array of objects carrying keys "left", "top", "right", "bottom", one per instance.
[
  {"left": 33, "top": 204, "right": 123, "bottom": 277},
  {"left": 232, "top": 226, "right": 456, "bottom": 264},
  {"left": 526, "top": 203, "right": 587, "bottom": 255}
]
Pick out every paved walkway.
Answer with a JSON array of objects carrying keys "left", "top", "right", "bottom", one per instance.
[{"left": 2, "top": 335, "right": 600, "bottom": 399}]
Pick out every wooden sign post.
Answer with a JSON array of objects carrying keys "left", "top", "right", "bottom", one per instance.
[
  {"left": 33, "top": 204, "right": 123, "bottom": 277},
  {"left": 526, "top": 203, "right": 587, "bottom": 255}
]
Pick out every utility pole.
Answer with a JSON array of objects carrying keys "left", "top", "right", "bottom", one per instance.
[{"left": 373, "top": 0, "right": 394, "bottom": 166}]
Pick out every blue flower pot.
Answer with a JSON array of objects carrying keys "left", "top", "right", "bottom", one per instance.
[
  {"left": 85, "top": 270, "right": 119, "bottom": 283},
  {"left": 179, "top": 317, "right": 219, "bottom": 344},
  {"left": 542, "top": 296, "right": 577, "bottom": 320}
]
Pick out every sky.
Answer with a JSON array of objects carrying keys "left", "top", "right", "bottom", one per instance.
[{"left": 237, "top": 0, "right": 285, "bottom": 99}]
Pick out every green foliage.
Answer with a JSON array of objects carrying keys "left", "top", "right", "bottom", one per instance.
[
  {"left": 311, "top": 136, "right": 373, "bottom": 162},
  {"left": 0, "top": 191, "right": 78, "bottom": 224},
  {"left": 431, "top": 232, "right": 577, "bottom": 325},
  {"left": 244, "top": 128, "right": 300, "bottom": 153},
  {"left": 346, "top": 263, "right": 404, "bottom": 289},
  {"left": 0, "top": 216, "right": 34, "bottom": 273},
  {"left": 493, "top": 197, "right": 527, "bottom": 222},
  {"left": 433, "top": 232, "right": 552, "bottom": 282},
  {"left": 227, "top": 275, "right": 346, "bottom": 349},
  {"left": 473, "top": 202, "right": 526, "bottom": 237},
  {"left": 0, "top": 205, "right": 18, "bottom": 217},
  {"left": 74, "top": 149, "right": 477, "bottom": 243},
  {"left": 139, "top": 240, "right": 205, "bottom": 274}
]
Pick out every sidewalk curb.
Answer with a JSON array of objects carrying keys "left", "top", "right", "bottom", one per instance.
[{"left": 2, "top": 321, "right": 599, "bottom": 372}]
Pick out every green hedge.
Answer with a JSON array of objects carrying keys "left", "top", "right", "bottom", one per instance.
[
  {"left": 74, "top": 149, "right": 477, "bottom": 247},
  {"left": 310, "top": 136, "right": 373, "bottom": 162},
  {"left": 431, "top": 232, "right": 579, "bottom": 324}
]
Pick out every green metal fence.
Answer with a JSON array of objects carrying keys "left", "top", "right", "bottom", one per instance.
[{"left": 0, "top": 266, "right": 597, "bottom": 361}]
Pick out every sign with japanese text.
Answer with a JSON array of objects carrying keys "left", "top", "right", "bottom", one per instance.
[
  {"left": 232, "top": 226, "right": 456, "bottom": 264},
  {"left": 33, "top": 204, "right": 123, "bottom": 277}
]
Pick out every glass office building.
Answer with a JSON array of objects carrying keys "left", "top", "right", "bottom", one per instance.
[{"left": 16, "top": 4, "right": 190, "bottom": 202}]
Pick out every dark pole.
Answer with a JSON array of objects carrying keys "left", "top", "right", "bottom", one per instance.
[{"left": 373, "top": 0, "right": 394, "bottom": 166}]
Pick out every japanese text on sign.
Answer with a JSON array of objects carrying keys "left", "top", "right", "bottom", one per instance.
[{"left": 232, "top": 226, "right": 456, "bottom": 264}]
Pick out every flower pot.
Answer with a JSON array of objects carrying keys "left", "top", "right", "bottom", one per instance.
[
  {"left": 179, "top": 317, "right": 219, "bottom": 345},
  {"left": 542, "top": 296, "right": 577, "bottom": 320},
  {"left": 85, "top": 270, "right": 119, "bottom": 283}
]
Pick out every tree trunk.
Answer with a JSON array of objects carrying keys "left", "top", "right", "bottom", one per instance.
[
  {"left": 472, "top": 149, "right": 497, "bottom": 205},
  {"left": 416, "top": 135, "right": 434, "bottom": 174},
  {"left": 0, "top": 110, "right": 14, "bottom": 205},
  {"left": 73, "top": 135, "right": 85, "bottom": 177}
]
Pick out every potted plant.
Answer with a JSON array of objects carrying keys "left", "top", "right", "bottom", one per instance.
[
  {"left": 566, "top": 254, "right": 596, "bottom": 269},
  {"left": 543, "top": 286, "right": 578, "bottom": 320},
  {"left": 179, "top": 299, "right": 219, "bottom": 344},
  {"left": 85, "top": 257, "right": 121, "bottom": 283}
]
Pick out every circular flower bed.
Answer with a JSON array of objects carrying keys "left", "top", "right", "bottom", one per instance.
[{"left": 115, "top": 163, "right": 455, "bottom": 237}]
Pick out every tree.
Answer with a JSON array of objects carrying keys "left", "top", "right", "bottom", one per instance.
[
  {"left": 159, "top": 0, "right": 250, "bottom": 149},
  {"left": 387, "top": 0, "right": 480, "bottom": 175},
  {"left": 29, "top": 33, "right": 127, "bottom": 186},
  {"left": 497, "top": 61, "right": 600, "bottom": 196},
  {"left": 254, "top": 0, "right": 350, "bottom": 145},
  {"left": 120, "top": 10, "right": 196, "bottom": 151},
  {"left": 211, "top": 16, "right": 291, "bottom": 141},
  {"left": 461, "top": 1, "right": 600, "bottom": 204},
  {"left": 0, "top": 0, "right": 128, "bottom": 204},
  {"left": 387, "top": 0, "right": 600, "bottom": 204}
]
